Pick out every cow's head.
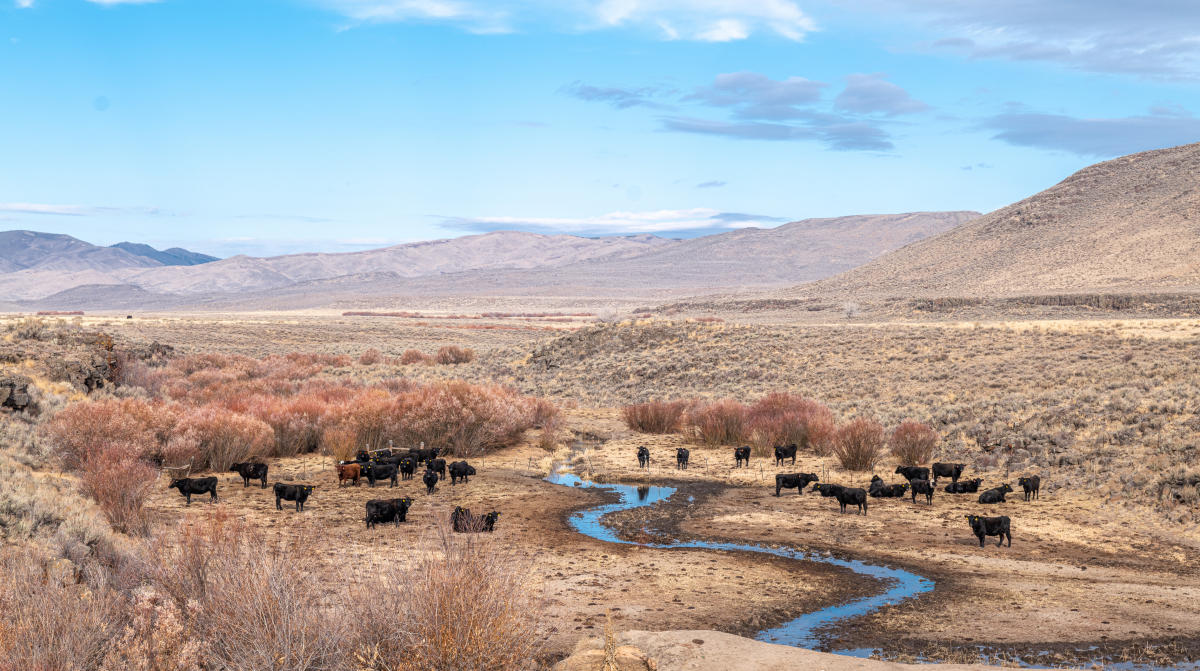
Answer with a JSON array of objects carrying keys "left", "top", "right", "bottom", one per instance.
[
  {"left": 229, "top": 463, "right": 243, "bottom": 471},
  {"left": 1001, "top": 483, "right": 1013, "bottom": 493},
  {"left": 168, "top": 478, "right": 184, "bottom": 489}
]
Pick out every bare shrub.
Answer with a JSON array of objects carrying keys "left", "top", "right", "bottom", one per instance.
[
  {"left": 392, "top": 382, "right": 542, "bottom": 457},
  {"left": 890, "top": 420, "right": 939, "bottom": 465},
  {"left": 831, "top": 418, "right": 887, "bottom": 472},
  {"left": 435, "top": 345, "right": 475, "bottom": 365},
  {"left": 358, "top": 348, "right": 384, "bottom": 365},
  {"left": 399, "top": 349, "right": 433, "bottom": 365},
  {"left": 79, "top": 448, "right": 157, "bottom": 535},
  {"left": 622, "top": 400, "right": 688, "bottom": 434},
  {"left": 250, "top": 395, "right": 325, "bottom": 457},
  {"left": 684, "top": 399, "right": 749, "bottom": 446},
  {"left": 349, "top": 521, "right": 543, "bottom": 671},
  {"left": 0, "top": 548, "right": 128, "bottom": 671},
  {"left": 43, "top": 398, "right": 169, "bottom": 469},
  {"left": 148, "top": 512, "right": 346, "bottom": 671}
]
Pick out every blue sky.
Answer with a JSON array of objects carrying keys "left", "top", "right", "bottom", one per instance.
[{"left": 2, "top": 0, "right": 1199, "bottom": 257}]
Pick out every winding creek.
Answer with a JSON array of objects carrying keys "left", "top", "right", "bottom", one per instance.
[{"left": 544, "top": 470, "right": 1198, "bottom": 670}]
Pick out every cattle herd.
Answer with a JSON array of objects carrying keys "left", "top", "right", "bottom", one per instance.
[
  {"left": 166, "top": 446, "right": 499, "bottom": 533},
  {"left": 638, "top": 444, "right": 1043, "bottom": 549}
]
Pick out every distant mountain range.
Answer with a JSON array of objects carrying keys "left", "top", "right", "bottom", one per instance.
[{"left": 0, "top": 213, "right": 976, "bottom": 310}]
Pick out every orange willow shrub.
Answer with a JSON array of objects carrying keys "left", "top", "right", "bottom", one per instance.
[
  {"left": 358, "top": 348, "right": 384, "bottom": 365},
  {"left": 684, "top": 399, "right": 749, "bottom": 446},
  {"left": 890, "top": 420, "right": 939, "bottom": 465},
  {"left": 832, "top": 418, "right": 887, "bottom": 472},
  {"left": 44, "top": 398, "right": 180, "bottom": 469},
  {"left": 435, "top": 346, "right": 475, "bottom": 364},
  {"left": 622, "top": 400, "right": 689, "bottom": 434},
  {"left": 746, "top": 393, "right": 836, "bottom": 455},
  {"left": 247, "top": 395, "right": 326, "bottom": 457},
  {"left": 171, "top": 407, "right": 273, "bottom": 471},
  {"left": 79, "top": 447, "right": 158, "bottom": 535}
]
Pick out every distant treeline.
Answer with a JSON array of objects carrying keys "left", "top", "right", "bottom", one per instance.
[
  {"left": 35, "top": 310, "right": 84, "bottom": 316},
  {"left": 342, "top": 310, "right": 594, "bottom": 319}
]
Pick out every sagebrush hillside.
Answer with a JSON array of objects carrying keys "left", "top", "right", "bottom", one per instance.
[{"left": 794, "top": 142, "right": 1200, "bottom": 300}]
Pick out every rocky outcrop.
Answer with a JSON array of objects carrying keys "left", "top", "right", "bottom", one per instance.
[{"left": 0, "top": 373, "right": 33, "bottom": 412}]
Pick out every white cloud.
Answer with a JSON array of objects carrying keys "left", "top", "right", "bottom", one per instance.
[
  {"left": 87, "top": 0, "right": 163, "bottom": 4},
  {"left": 15, "top": 0, "right": 34, "bottom": 8},
  {"left": 315, "top": 0, "right": 816, "bottom": 41},
  {"left": 441, "top": 207, "right": 786, "bottom": 235}
]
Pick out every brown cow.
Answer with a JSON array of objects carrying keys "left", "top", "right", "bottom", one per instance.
[{"left": 337, "top": 462, "right": 361, "bottom": 486}]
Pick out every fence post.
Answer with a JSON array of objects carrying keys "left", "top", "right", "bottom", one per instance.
[{"left": 759, "top": 464, "right": 764, "bottom": 481}]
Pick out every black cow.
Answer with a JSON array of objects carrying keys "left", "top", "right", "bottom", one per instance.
[
  {"left": 408, "top": 447, "right": 439, "bottom": 465},
  {"left": 274, "top": 483, "right": 314, "bottom": 511},
  {"left": 812, "top": 483, "right": 845, "bottom": 498},
  {"left": 451, "top": 506, "right": 500, "bottom": 533},
  {"left": 734, "top": 446, "right": 751, "bottom": 468},
  {"left": 775, "top": 472, "right": 819, "bottom": 496},
  {"left": 868, "top": 475, "right": 908, "bottom": 498},
  {"left": 229, "top": 462, "right": 268, "bottom": 488},
  {"left": 836, "top": 487, "right": 868, "bottom": 515},
  {"left": 895, "top": 465, "right": 930, "bottom": 482},
  {"left": 931, "top": 462, "right": 965, "bottom": 485},
  {"left": 428, "top": 458, "right": 447, "bottom": 480},
  {"left": 978, "top": 483, "right": 1013, "bottom": 504},
  {"left": 944, "top": 478, "right": 982, "bottom": 494},
  {"left": 422, "top": 469, "right": 439, "bottom": 495},
  {"left": 364, "top": 462, "right": 399, "bottom": 488},
  {"left": 374, "top": 449, "right": 393, "bottom": 458},
  {"left": 448, "top": 461, "right": 476, "bottom": 485},
  {"left": 168, "top": 477, "right": 218, "bottom": 505},
  {"left": 637, "top": 446, "right": 651, "bottom": 469},
  {"left": 365, "top": 497, "right": 413, "bottom": 529},
  {"left": 966, "top": 514, "right": 1011, "bottom": 547},
  {"left": 398, "top": 456, "right": 417, "bottom": 481},
  {"left": 355, "top": 450, "right": 371, "bottom": 463},
  {"left": 909, "top": 478, "right": 934, "bottom": 505},
  {"left": 676, "top": 448, "right": 690, "bottom": 470},
  {"left": 1018, "top": 475, "right": 1041, "bottom": 501},
  {"left": 773, "top": 443, "right": 798, "bottom": 466}
]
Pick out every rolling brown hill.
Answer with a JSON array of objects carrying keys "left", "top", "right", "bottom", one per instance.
[{"left": 794, "top": 142, "right": 1200, "bottom": 300}]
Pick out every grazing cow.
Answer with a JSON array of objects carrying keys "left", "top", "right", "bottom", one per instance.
[
  {"left": 966, "top": 514, "right": 1011, "bottom": 547},
  {"left": 637, "top": 446, "right": 651, "bottom": 469},
  {"left": 775, "top": 472, "right": 819, "bottom": 496},
  {"left": 363, "top": 462, "right": 399, "bottom": 488},
  {"left": 230, "top": 462, "right": 268, "bottom": 488},
  {"left": 895, "top": 465, "right": 930, "bottom": 482},
  {"left": 336, "top": 462, "right": 361, "bottom": 487},
  {"left": 168, "top": 477, "right": 218, "bottom": 505},
  {"left": 676, "top": 448, "right": 690, "bottom": 470},
  {"left": 365, "top": 497, "right": 413, "bottom": 529},
  {"left": 868, "top": 475, "right": 908, "bottom": 498},
  {"left": 774, "top": 443, "right": 798, "bottom": 466},
  {"left": 944, "top": 478, "right": 982, "bottom": 494},
  {"left": 428, "top": 458, "right": 447, "bottom": 480},
  {"left": 978, "top": 483, "right": 1013, "bottom": 504},
  {"left": 909, "top": 478, "right": 934, "bottom": 505},
  {"left": 1018, "top": 475, "right": 1041, "bottom": 501},
  {"left": 274, "top": 483, "right": 314, "bottom": 511},
  {"left": 734, "top": 446, "right": 751, "bottom": 468},
  {"left": 835, "top": 487, "right": 868, "bottom": 515},
  {"left": 398, "top": 456, "right": 417, "bottom": 481},
  {"left": 422, "top": 469, "right": 439, "bottom": 495},
  {"left": 451, "top": 506, "right": 500, "bottom": 533},
  {"left": 448, "top": 461, "right": 476, "bottom": 485},
  {"left": 812, "top": 483, "right": 845, "bottom": 498},
  {"left": 931, "top": 462, "right": 966, "bottom": 485}
]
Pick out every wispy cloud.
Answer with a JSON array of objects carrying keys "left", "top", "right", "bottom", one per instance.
[
  {"left": 834, "top": 73, "right": 929, "bottom": 116},
  {"left": 980, "top": 108, "right": 1200, "bottom": 156},
  {"left": 696, "top": 180, "right": 726, "bottom": 188},
  {"left": 686, "top": 71, "right": 827, "bottom": 119},
  {"left": 865, "top": 0, "right": 1200, "bottom": 79},
  {"left": 314, "top": 0, "right": 817, "bottom": 41},
  {"left": 439, "top": 207, "right": 786, "bottom": 236},
  {"left": 0, "top": 203, "right": 171, "bottom": 217},
  {"left": 560, "top": 82, "right": 668, "bottom": 109}
]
